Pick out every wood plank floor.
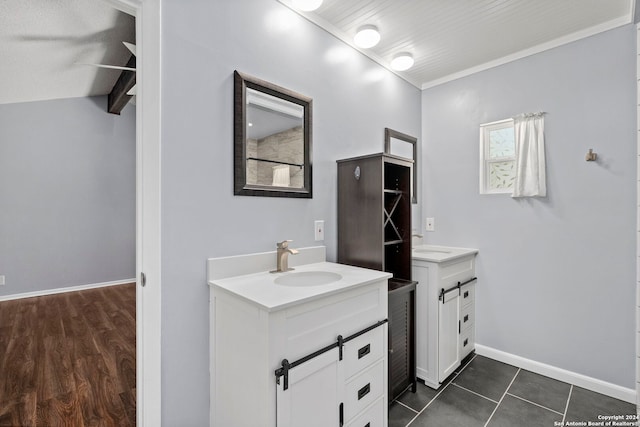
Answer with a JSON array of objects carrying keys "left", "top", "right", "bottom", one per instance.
[{"left": 0, "top": 283, "right": 136, "bottom": 426}]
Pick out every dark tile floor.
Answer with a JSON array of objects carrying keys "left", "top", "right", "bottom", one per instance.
[{"left": 389, "top": 354, "right": 637, "bottom": 427}]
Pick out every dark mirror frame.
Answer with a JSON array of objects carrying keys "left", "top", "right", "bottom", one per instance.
[
  {"left": 234, "top": 70, "right": 313, "bottom": 198},
  {"left": 384, "top": 128, "right": 418, "bottom": 203}
]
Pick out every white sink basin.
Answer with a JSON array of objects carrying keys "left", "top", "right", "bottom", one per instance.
[{"left": 274, "top": 271, "right": 343, "bottom": 287}]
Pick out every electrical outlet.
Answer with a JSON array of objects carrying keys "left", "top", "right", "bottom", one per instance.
[
  {"left": 314, "top": 220, "right": 325, "bottom": 241},
  {"left": 426, "top": 217, "right": 435, "bottom": 232},
  {"left": 0, "top": 275, "right": 5, "bottom": 286}
]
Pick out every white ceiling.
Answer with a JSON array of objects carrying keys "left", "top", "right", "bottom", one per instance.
[
  {"left": 279, "top": 0, "right": 635, "bottom": 89},
  {"left": 0, "top": 0, "right": 134, "bottom": 105},
  {"left": 1, "top": 1, "right": 634, "bottom": 105}
]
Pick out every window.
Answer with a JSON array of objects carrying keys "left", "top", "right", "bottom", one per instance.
[{"left": 479, "top": 119, "right": 515, "bottom": 194}]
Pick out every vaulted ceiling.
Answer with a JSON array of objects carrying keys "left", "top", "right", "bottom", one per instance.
[{"left": 0, "top": 0, "right": 134, "bottom": 105}]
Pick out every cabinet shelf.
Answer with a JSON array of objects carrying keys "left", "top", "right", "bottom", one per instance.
[{"left": 384, "top": 239, "right": 405, "bottom": 246}]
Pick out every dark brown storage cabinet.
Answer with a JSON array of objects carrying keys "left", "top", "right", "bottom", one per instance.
[{"left": 336, "top": 153, "right": 417, "bottom": 403}]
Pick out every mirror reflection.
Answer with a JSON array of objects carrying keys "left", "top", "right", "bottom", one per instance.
[
  {"left": 384, "top": 128, "right": 418, "bottom": 203},
  {"left": 234, "top": 70, "right": 312, "bottom": 198},
  {"left": 245, "top": 88, "right": 304, "bottom": 188}
]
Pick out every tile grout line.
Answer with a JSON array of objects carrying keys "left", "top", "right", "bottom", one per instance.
[
  {"left": 506, "top": 392, "right": 565, "bottom": 416},
  {"left": 405, "top": 354, "right": 478, "bottom": 427},
  {"left": 395, "top": 400, "right": 419, "bottom": 414},
  {"left": 562, "top": 385, "right": 574, "bottom": 425},
  {"left": 483, "top": 367, "right": 521, "bottom": 427},
  {"left": 452, "top": 383, "right": 500, "bottom": 404}
]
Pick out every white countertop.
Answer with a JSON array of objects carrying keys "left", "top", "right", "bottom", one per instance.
[
  {"left": 209, "top": 261, "right": 391, "bottom": 312},
  {"left": 412, "top": 244, "right": 478, "bottom": 263}
]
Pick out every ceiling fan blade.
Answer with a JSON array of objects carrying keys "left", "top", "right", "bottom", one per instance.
[
  {"left": 79, "top": 63, "right": 136, "bottom": 72},
  {"left": 127, "top": 84, "right": 137, "bottom": 96},
  {"left": 123, "top": 42, "right": 137, "bottom": 56}
]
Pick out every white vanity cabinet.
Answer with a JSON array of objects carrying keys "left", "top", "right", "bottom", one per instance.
[
  {"left": 208, "top": 249, "right": 391, "bottom": 427},
  {"left": 411, "top": 246, "right": 478, "bottom": 389}
]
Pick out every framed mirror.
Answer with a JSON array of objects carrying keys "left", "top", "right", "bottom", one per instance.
[
  {"left": 234, "top": 70, "right": 312, "bottom": 198},
  {"left": 384, "top": 128, "right": 418, "bottom": 203}
]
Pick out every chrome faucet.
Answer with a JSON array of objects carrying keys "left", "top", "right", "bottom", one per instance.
[{"left": 273, "top": 240, "right": 299, "bottom": 272}]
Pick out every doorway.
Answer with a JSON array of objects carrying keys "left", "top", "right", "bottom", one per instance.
[
  {"left": 102, "top": 1, "right": 162, "bottom": 424},
  {"left": 0, "top": 0, "right": 161, "bottom": 424}
]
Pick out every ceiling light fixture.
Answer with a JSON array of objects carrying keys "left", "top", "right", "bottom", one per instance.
[
  {"left": 291, "top": 0, "right": 323, "bottom": 12},
  {"left": 390, "top": 52, "right": 414, "bottom": 71},
  {"left": 354, "top": 25, "right": 380, "bottom": 49}
]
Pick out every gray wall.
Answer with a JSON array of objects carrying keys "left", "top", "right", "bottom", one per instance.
[
  {"left": 0, "top": 96, "right": 136, "bottom": 297},
  {"left": 161, "top": 0, "right": 421, "bottom": 424},
  {"left": 421, "top": 25, "right": 636, "bottom": 388}
]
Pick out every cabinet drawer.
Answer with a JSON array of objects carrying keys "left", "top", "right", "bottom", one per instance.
[
  {"left": 344, "top": 359, "right": 385, "bottom": 423},
  {"left": 460, "top": 283, "right": 475, "bottom": 308},
  {"left": 460, "top": 303, "right": 474, "bottom": 332},
  {"left": 344, "top": 326, "right": 385, "bottom": 380},
  {"left": 344, "top": 396, "right": 385, "bottom": 427},
  {"left": 460, "top": 327, "right": 475, "bottom": 360}
]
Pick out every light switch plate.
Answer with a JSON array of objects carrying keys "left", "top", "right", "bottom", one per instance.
[
  {"left": 426, "top": 217, "right": 435, "bottom": 232},
  {"left": 0, "top": 275, "right": 5, "bottom": 286},
  {"left": 314, "top": 220, "right": 325, "bottom": 241}
]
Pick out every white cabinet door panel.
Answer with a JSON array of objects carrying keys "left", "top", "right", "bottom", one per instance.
[
  {"left": 276, "top": 348, "right": 342, "bottom": 427},
  {"left": 438, "top": 287, "right": 460, "bottom": 382}
]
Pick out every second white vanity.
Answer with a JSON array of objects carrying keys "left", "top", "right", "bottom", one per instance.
[
  {"left": 208, "top": 246, "right": 391, "bottom": 427},
  {"left": 412, "top": 245, "right": 478, "bottom": 389}
]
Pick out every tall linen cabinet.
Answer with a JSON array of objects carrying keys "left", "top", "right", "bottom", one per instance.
[{"left": 337, "top": 153, "right": 417, "bottom": 402}]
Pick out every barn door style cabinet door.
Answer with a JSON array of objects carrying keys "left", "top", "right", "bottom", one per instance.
[
  {"left": 438, "top": 285, "right": 460, "bottom": 381},
  {"left": 276, "top": 348, "right": 342, "bottom": 427},
  {"left": 275, "top": 324, "right": 389, "bottom": 427},
  {"left": 337, "top": 153, "right": 418, "bottom": 403}
]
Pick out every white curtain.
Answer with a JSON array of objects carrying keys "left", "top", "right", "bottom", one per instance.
[
  {"left": 512, "top": 113, "right": 546, "bottom": 198},
  {"left": 272, "top": 165, "right": 290, "bottom": 187}
]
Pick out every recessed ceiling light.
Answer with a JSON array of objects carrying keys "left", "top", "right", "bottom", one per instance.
[
  {"left": 354, "top": 25, "right": 380, "bottom": 49},
  {"left": 292, "top": 0, "right": 323, "bottom": 12},
  {"left": 390, "top": 52, "right": 414, "bottom": 71}
]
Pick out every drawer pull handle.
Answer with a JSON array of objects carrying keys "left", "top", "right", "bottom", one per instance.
[
  {"left": 464, "top": 314, "right": 469, "bottom": 323},
  {"left": 358, "top": 344, "right": 371, "bottom": 359},
  {"left": 358, "top": 383, "right": 370, "bottom": 400},
  {"left": 464, "top": 291, "right": 469, "bottom": 298},
  {"left": 463, "top": 338, "right": 468, "bottom": 347}
]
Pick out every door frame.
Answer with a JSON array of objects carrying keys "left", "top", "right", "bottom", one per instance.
[{"left": 101, "top": 0, "right": 162, "bottom": 425}]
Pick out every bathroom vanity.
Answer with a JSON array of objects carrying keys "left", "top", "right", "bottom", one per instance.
[
  {"left": 411, "top": 245, "right": 478, "bottom": 389},
  {"left": 208, "top": 246, "right": 391, "bottom": 427}
]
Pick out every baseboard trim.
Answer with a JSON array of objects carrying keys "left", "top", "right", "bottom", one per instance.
[
  {"left": 475, "top": 344, "right": 636, "bottom": 404},
  {"left": 0, "top": 278, "right": 136, "bottom": 302}
]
